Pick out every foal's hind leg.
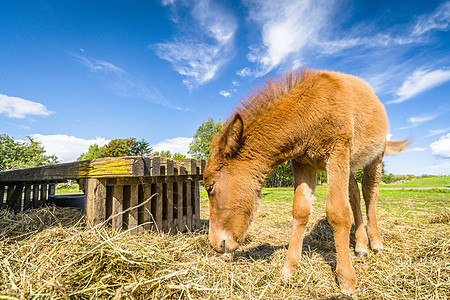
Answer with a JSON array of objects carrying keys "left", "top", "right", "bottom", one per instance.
[
  {"left": 349, "top": 173, "right": 369, "bottom": 256},
  {"left": 362, "top": 155, "right": 384, "bottom": 253},
  {"left": 282, "top": 160, "right": 316, "bottom": 278}
]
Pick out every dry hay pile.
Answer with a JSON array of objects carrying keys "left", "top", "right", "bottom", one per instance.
[{"left": 0, "top": 196, "right": 449, "bottom": 299}]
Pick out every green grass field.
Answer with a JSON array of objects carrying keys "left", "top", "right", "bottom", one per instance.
[{"left": 1, "top": 176, "right": 449, "bottom": 299}]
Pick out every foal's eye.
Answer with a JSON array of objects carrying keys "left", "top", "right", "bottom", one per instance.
[{"left": 205, "top": 183, "right": 215, "bottom": 194}]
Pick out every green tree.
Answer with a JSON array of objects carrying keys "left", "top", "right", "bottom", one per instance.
[
  {"left": 0, "top": 134, "right": 58, "bottom": 171},
  {"left": 78, "top": 144, "right": 102, "bottom": 161},
  {"left": 153, "top": 150, "right": 186, "bottom": 159},
  {"left": 77, "top": 138, "right": 152, "bottom": 160},
  {"left": 188, "top": 118, "right": 223, "bottom": 159},
  {"left": 153, "top": 150, "right": 172, "bottom": 158},
  {"left": 264, "top": 161, "right": 294, "bottom": 187},
  {"left": 172, "top": 153, "right": 186, "bottom": 159}
]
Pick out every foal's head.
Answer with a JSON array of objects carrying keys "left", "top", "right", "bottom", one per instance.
[{"left": 204, "top": 114, "right": 261, "bottom": 253}]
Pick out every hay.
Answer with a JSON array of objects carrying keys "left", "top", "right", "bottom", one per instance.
[{"left": 0, "top": 193, "right": 449, "bottom": 299}]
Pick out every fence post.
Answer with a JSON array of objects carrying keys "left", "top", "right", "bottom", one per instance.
[{"left": 85, "top": 178, "right": 107, "bottom": 227}]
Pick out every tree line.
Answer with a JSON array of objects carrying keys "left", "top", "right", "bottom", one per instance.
[{"left": 1, "top": 119, "right": 390, "bottom": 185}]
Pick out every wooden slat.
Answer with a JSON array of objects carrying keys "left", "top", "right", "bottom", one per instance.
[
  {"left": 129, "top": 184, "right": 139, "bottom": 234},
  {"left": 85, "top": 179, "right": 107, "bottom": 227},
  {"left": 39, "top": 184, "right": 47, "bottom": 206},
  {"left": 111, "top": 185, "right": 123, "bottom": 231},
  {"left": 143, "top": 184, "right": 152, "bottom": 231},
  {"left": 32, "top": 184, "right": 39, "bottom": 208},
  {"left": 23, "top": 185, "right": 32, "bottom": 210},
  {"left": 176, "top": 181, "right": 184, "bottom": 232},
  {"left": 192, "top": 180, "right": 200, "bottom": 229},
  {"left": 167, "top": 181, "right": 174, "bottom": 232},
  {"left": 0, "top": 156, "right": 145, "bottom": 182},
  {"left": 186, "top": 180, "right": 192, "bottom": 230},
  {"left": 5, "top": 184, "right": 24, "bottom": 211},
  {"left": 155, "top": 183, "right": 163, "bottom": 232}
]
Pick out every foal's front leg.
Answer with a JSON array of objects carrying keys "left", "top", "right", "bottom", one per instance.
[{"left": 282, "top": 161, "right": 316, "bottom": 277}]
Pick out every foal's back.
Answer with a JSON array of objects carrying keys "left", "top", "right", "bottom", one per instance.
[{"left": 287, "top": 71, "right": 388, "bottom": 170}]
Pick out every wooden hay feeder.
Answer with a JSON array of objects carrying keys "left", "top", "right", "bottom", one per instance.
[{"left": 0, "top": 157, "right": 206, "bottom": 233}]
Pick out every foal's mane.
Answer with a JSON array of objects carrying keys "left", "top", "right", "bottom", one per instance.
[{"left": 233, "top": 68, "right": 314, "bottom": 128}]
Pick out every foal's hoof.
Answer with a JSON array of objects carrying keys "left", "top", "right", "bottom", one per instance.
[
  {"left": 372, "top": 249, "right": 383, "bottom": 254},
  {"left": 355, "top": 251, "right": 368, "bottom": 257}
]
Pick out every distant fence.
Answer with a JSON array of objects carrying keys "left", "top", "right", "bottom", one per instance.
[{"left": 0, "top": 157, "right": 205, "bottom": 233}]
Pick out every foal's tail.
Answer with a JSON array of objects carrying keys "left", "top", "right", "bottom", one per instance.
[{"left": 385, "top": 139, "right": 412, "bottom": 155}]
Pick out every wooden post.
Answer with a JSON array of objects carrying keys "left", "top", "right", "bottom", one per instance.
[
  {"left": 177, "top": 181, "right": 184, "bottom": 231},
  {"left": 39, "top": 184, "right": 47, "bottom": 206},
  {"left": 186, "top": 180, "right": 192, "bottom": 230},
  {"left": 155, "top": 183, "right": 163, "bottom": 232},
  {"left": 111, "top": 185, "right": 123, "bottom": 231},
  {"left": 129, "top": 184, "right": 139, "bottom": 234},
  {"left": 167, "top": 180, "right": 174, "bottom": 232},
  {"left": 142, "top": 184, "right": 152, "bottom": 231},
  {"left": 85, "top": 178, "right": 107, "bottom": 227},
  {"left": 23, "top": 185, "right": 32, "bottom": 210},
  {"left": 32, "top": 184, "right": 40, "bottom": 208},
  {"left": 192, "top": 179, "right": 200, "bottom": 229}
]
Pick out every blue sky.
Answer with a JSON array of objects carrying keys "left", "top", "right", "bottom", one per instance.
[{"left": 0, "top": 0, "right": 449, "bottom": 175}]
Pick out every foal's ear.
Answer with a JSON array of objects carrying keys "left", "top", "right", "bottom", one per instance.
[{"left": 219, "top": 113, "right": 244, "bottom": 158}]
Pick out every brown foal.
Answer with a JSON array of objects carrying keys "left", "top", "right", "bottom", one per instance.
[{"left": 203, "top": 69, "right": 409, "bottom": 294}]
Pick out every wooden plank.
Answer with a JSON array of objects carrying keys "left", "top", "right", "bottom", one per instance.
[
  {"left": 32, "top": 184, "right": 39, "bottom": 208},
  {"left": 186, "top": 180, "right": 192, "bottom": 230},
  {"left": 111, "top": 185, "right": 123, "bottom": 231},
  {"left": 192, "top": 180, "right": 200, "bottom": 229},
  {"left": 155, "top": 183, "right": 163, "bottom": 232},
  {"left": 39, "top": 184, "right": 47, "bottom": 206},
  {"left": 0, "top": 156, "right": 145, "bottom": 183},
  {"left": 161, "top": 183, "right": 168, "bottom": 232},
  {"left": 142, "top": 184, "right": 152, "bottom": 231},
  {"left": 23, "top": 185, "right": 32, "bottom": 210},
  {"left": 6, "top": 184, "right": 24, "bottom": 211},
  {"left": 176, "top": 181, "right": 184, "bottom": 232},
  {"left": 85, "top": 178, "right": 107, "bottom": 227},
  {"left": 167, "top": 181, "right": 174, "bottom": 232},
  {"left": 129, "top": 184, "right": 139, "bottom": 234}
]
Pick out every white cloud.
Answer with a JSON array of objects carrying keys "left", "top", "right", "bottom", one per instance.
[
  {"left": 412, "top": 1, "right": 450, "bottom": 36},
  {"left": 151, "top": 137, "right": 193, "bottom": 157},
  {"left": 406, "top": 147, "right": 427, "bottom": 152},
  {"left": 219, "top": 90, "right": 231, "bottom": 98},
  {"left": 245, "top": 0, "right": 332, "bottom": 75},
  {"left": 236, "top": 67, "right": 252, "bottom": 77},
  {"left": 388, "top": 68, "right": 450, "bottom": 104},
  {"left": 154, "top": 0, "right": 237, "bottom": 86},
  {"left": 430, "top": 133, "right": 450, "bottom": 158},
  {"left": 426, "top": 128, "right": 450, "bottom": 137},
  {"left": 386, "top": 134, "right": 393, "bottom": 141},
  {"left": 30, "top": 134, "right": 109, "bottom": 162},
  {"left": 406, "top": 114, "right": 438, "bottom": 127},
  {"left": 0, "top": 94, "right": 53, "bottom": 119},
  {"left": 73, "top": 54, "right": 125, "bottom": 74}
]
